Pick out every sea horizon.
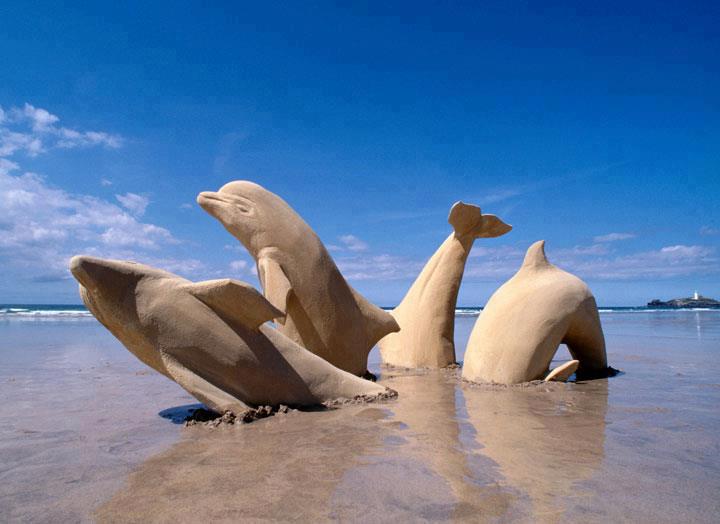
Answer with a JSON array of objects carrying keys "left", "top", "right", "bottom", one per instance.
[{"left": 2, "top": 303, "right": 719, "bottom": 319}]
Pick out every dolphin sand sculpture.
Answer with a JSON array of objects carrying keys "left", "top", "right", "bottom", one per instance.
[
  {"left": 197, "top": 181, "right": 399, "bottom": 377},
  {"left": 378, "top": 202, "right": 511, "bottom": 368},
  {"left": 69, "top": 256, "right": 394, "bottom": 415},
  {"left": 462, "top": 240, "right": 609, "bottom": 384}
]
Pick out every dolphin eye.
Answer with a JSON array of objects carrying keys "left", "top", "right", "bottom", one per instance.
[{"left": 225, "top": 195, "right": 255, "bottom": 216}]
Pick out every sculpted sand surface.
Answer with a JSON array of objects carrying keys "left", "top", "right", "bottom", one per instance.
[
  {"left": 462, "top": 240, "right": 608, "bottom": 384},
  {"left": 69, "top": 256, "right": 392, "bottom": 414},
  {"left": 198, "top": 180, "right": 398, "bottom": 376},
  {"left": 379, "top": 202, "right": 511, "bottom": 368}
]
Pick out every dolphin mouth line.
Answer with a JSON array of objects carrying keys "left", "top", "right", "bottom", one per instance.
[{"left": 198, "top": 191, "right": 225, "bottom": 203}]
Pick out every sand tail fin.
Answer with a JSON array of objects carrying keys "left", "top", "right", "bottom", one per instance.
[
  {"left": 349, "top": 286, "right": 400, "bottom": 345},
  {"left": 448, "top": 201, "right": 511, "bottom": 239},
  {"left": 545, "top": 360, "right": 579, "bottom": 382}
]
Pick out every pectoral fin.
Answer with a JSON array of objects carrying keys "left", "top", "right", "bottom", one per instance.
[
  {"left": 183, "top": 278, "right": 284, "bottom": 329},
  {"left": 258, "top": 257, "right": 292, "bottom": 324},
  {"left": 160, "top": 351, "right": 251, "bottom": 414}
]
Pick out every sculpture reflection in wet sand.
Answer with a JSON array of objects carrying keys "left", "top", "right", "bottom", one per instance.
[
  {"left": 197, "top": 181, "right": 399, "bottom": 378},
  {"left": 462, "top": 240, "right": 608, "bottom": 384},
  {"left": 69, "top": 256, "right": 395, "bottom": 416},
  {"left": 379, "top": 202, "right": 511, "bottom": 368}
]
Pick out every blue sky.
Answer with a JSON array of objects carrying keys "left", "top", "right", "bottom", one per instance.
[{"left": 1, "top": 1, "right": 718, "bottom": 306}]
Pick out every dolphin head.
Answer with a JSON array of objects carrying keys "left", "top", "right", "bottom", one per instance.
[
  {"left": 71, "top": 255, "right": 174, "bottom": 325},
  {"left": 70, "top": 256, "right": 142, "bottom": 308},
  {"left": 197, "top": 181, "right": 290, "bottom": 253},
  {"left": 69, "top": 256, "right": 173, "bottom": 373}
]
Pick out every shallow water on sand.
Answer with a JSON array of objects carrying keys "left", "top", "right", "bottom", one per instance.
[{"left": 1, "top": 311, "right": 719, "bottom": 522}]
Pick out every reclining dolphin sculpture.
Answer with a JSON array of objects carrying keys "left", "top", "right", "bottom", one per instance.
[
  {"left": 69, "top": 256, "right": 394, "bottom": 415},
  {"left": 197, "top": 181, "right": 399, "bottom": 377},
  {"left": 379, "top": 202, "right": 511, "bottom": 368},
  {"left": 462, "top": 241, "right": 609, "bottom": 384}
]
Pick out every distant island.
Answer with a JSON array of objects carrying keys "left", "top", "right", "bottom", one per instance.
[{"left": 648, "top": 291, "right": 720, "bottom": 309}]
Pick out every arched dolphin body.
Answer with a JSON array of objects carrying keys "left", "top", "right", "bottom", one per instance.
[
  {"left": 69, "top": 256, "right": 393, "bottom": 414},
  {"left": 462, "top": 241, "right": 609, "bottom": 384},
  {"left": 379, "top": 202, "right": 511, "bottom": 368},
  {"left": 197, "top": 181, "right": 399, "bottom": 377}
]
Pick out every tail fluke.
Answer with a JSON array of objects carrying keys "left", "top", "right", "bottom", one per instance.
[
  {"left": 544, "top": 359, "right": 579, "bottom": 382},
  {"left": 448, "top": 201, "right": 512, "bottom": 239}
]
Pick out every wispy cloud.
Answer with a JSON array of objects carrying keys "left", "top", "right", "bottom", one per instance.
[
  {"left": 700, "top": 226, "right": 720, "bottom": 236},
  {"left": 593, "top": 232, "right": 636, "bottom": 243},
  {"left": 0, "top": 171, "right": 179, "bottom": 276},
  {"left": 115, "top": 192, "right": 150, "bottom": 216},
  {"left": 0, "top": 103, "right": 195, "bottom": 285},
  {"left": 464, "top": 241, "right": 718, "bottom": 281},
  {"left": 328, "top": 234, "right": 369, "bottom": 252},
  {"left": 0, "top": 103, "right": 123, "bottom": 156},
  {"left": 229, "top": 259, "right": 249, "bottom": 273},
  {"left": 336, "top": 253, "right": 422, "bottom": 281}
]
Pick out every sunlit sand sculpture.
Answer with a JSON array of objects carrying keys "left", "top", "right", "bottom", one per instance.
[
  {"left": 379, "top": 202, "right": 511, "bottom": 368},
  {"left": 198, "top": 181, "right": 399, "bottom": 377},
  {"left": 462, "top": 240, "right": 608, "bottom": 384},
  {"left": 69, "top": 256, "right": 394, "bottom": 415}
]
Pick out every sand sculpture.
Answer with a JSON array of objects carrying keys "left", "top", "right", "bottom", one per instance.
[
  {"left": 462, "top": 241, "right": 608, "bottom": 384},
  {"left": 379, "top": 202, "right": 511, "bottom": 368},
  {"left": 198, "top": 181, "right": 399, "bottom": 377},
  {"left": 69, "top": 256, "right": 394, "bottom": 415}
]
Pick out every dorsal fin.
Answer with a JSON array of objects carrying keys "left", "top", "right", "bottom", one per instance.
[
  {"left": 448, "top": 201, "right": 512, "bottom": 239},
  {"left": 183, "top": 278, "right": 284, "bottom": 330},
  {"left": 349, "top": 285, "right": 399, "bottom": 345},
  {"left": 521, "top": 240, "right": 551, "bottom": 270}
]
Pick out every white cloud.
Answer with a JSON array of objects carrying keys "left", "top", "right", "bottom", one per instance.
[
  {"left": 0, "top": 170, "right": 179, "bottom": 279},
  {"left": 479, "top": 188, "right": 524, "bottom": 205},
  {"left": 559, "top": 245, "right": 718, "bottom": 279},
  {"left": 700, "top": 226, "right": 719, "bottom": 236},
  {"left": 593, "top": 232, "right": 636, "bottom": 243},
  {"left": 0, "top": 129, "right": 44, "bottom": 157},
  {"left": 464, "top": 241, "right": 718, "bottom": 281},
  {"left": 115, "top": 192, "right": 150, "bottom": 216},
  {"left": 100, "top": 178, "right": 113, "bottom": 186},
  {"left": 229, "top": 260, "right": 249, "bottom": 273},
  {"left": 0, "top": 158, "right": 19, "bottom": 175},
  {"left": 340, "top": 234, "right": 368, "bottom": 252},
  {"left": 0, "top": 102, "right": 122, "bottom": 159},
  {"left": 12, "top": 103, "right": 60, "bottom": 131},
  {"left": 336, "top": 253, "right": 422, "bottom": 281},
  {"left": 329, "top": 234, "right": 369, "bottom": 252}
]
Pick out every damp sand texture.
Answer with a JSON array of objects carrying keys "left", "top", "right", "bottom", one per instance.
[{"left": 1, "top": 311, "right": 719, "bottom": 522}]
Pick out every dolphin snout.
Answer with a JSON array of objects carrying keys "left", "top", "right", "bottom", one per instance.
[
  {"left": 69, "top": 255, "right": 92, "bottom": 288},
  {"left": 197, "top": 191, "right": 225, "bottom": 214}
]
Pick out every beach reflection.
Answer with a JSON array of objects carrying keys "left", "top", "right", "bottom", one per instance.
[
  {"left": 95, "top": 406, "right": 392, "bottom": 521},
  {"left": 374, "top": 369, "right": 519, "bottom": 520},
  {"left": 462, "top": 380, "right": 608, "bottom": 521}
]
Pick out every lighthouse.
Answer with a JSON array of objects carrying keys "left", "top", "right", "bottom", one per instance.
[{"left": 693, "top": 290, "right": 700, "bottom": 300}]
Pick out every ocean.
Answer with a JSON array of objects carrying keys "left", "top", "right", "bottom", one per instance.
[{"left": 2, "top": 304, "right": 718, "bottom": 320}]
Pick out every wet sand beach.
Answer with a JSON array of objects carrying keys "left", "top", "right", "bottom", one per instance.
[{"left": 1, "top": 311, "right": 719, "bottom": 522}]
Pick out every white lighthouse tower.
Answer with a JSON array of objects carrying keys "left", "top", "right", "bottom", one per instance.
[{"left": 693, "top": 290, "right": 700, "bottom": 300}]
